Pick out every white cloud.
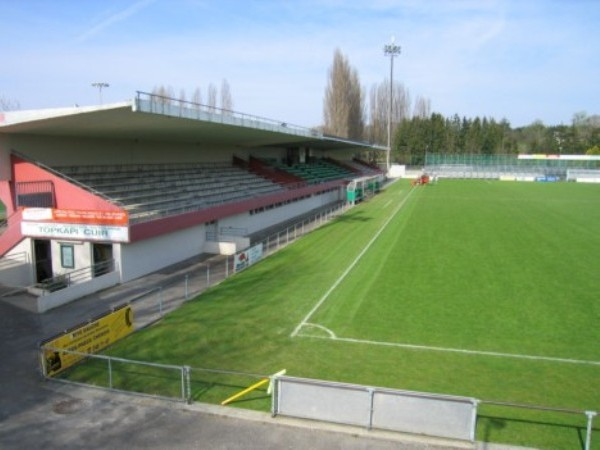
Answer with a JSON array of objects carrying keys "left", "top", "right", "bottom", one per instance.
[{"left": 75, "top": 0, "right": 157, "bottom": 43}]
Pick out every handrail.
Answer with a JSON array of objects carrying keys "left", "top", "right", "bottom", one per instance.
[
  {"left": 10, "top": 151, "right": 125, "bottom": 208},
  {"left": 36, "top": 259, "right": 116, "bottom": 294},
  {"left": 135, "top": 91, "right": 322, "bottom": 138},
  {"left": 0, "top": 251, "right": 28, "bottom": 270}
]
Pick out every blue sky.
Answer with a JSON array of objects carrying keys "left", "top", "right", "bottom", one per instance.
[{"left": 1, "top": 0, "right": 598, "bottom": 128}]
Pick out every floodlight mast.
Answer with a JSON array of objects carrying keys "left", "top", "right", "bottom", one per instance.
[
  {"left": 91, "top": 82, "right": 109, "bottom": 105},
  {"left": 383, "top": 37, "right": 401, "bottom": 173}
]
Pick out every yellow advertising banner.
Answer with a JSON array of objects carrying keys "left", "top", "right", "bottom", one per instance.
[{"left": 41, "top": 305, "right": 134, "bottom": 377}]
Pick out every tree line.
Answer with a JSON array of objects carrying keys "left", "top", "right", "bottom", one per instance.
[
  {"left": 151, "top": 79, "right": 233, "bottom": 112},
  {"left": 321, "top": 48, "right": 599, "bottom": 164},
  {"left": 322, "top": 48, "right": 431, "bottom": 146},
  {"left": 393, "top": 113, "right": 600, "bottom": 165}
]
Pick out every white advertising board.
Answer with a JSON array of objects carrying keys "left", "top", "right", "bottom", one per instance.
[
  {"left": 21, "top": 222, "right": 129, "bottom": 243},
  {"left": 234, "top": 243, "right": 264, "bottom": 272}
]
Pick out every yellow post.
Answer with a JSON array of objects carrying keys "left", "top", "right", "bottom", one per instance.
[{"left": 221, "top": 378, "right": 269, "bottom": 406}]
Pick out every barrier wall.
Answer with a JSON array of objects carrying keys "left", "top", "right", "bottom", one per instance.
[
  {"left": 37, "top": 270, "right": 120, "bottom": 313},
  {"left": 272, "top": 376, "right": 478, "bottom": 442}
]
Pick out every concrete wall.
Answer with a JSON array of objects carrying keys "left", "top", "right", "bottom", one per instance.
[
  {"left": 4, "top": 133, "right": 365, "bottom": 169},
  {"left": 50, "top": 240, "right": 92, "bottom": 277},
  {"left": 204, "top": 241, "right": 239, "bottom": 255},
  {"left": 37, "top": 271, "right": 120, "bottom": 313},
  {"left": 0, "top": 135, "right": 12, "bottom": 180},
  {"left": 218, "top": 189, "right": 342, "bottom": 236},
  {"left": 117, "top": 223, "right": 206, "bottom": 282},
  {"left": 5, "top": 134, "right": 238, "bottom": 166},
  {"left": 118, "top": 189, "right": 340, "bottom": 280},
  {"left": 0, "top": 238, "right": 34, "bottom": 287}
]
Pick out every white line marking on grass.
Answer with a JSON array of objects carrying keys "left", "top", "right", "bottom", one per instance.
[
  {"left": 382, "top": 199, "right": 393, "bottom": 209},
  {"left": 290, "top": 188, "right": 417, "bottom": 338},
  {"left": 303, "top": 334, "right": 600, "bottom": 366},
  {"left": 300, "top": 323, "right": 337, "bottom": 339}
]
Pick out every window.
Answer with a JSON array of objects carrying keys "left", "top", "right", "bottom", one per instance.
[{"left": 60, "top": 244, "right": 75, "bottom": 269}]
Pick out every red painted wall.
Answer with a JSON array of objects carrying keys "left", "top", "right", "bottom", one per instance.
[
  {"left": 2, "top": 156, "right": 343, "bottom": 252},
  {"left": 11, "top": 156, "right": 122, "bottom": 212},
  {"left": 353, "top": 157, "right": 383, "bottom": 173},
  {"left": 248, "top": 157, "right": 305, "bottom": 185},
  {"left": 130, "top": 180, "right": 343, "bottom": 242},
  {"left": 0, "top": 156, "right": 125, "bottom": 257},
  {"left": 0, "top": 209, "right": 24, "bottom": 257}
]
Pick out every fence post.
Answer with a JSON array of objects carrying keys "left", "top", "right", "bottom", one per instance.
[
  {"left": 367, "top": 388, "right": 375, "bottom": 430},
  {"left": 184, "top": 365, "right": 192, "bottom": 404},
  {"left": 225, "top": 256, "right": 229, "bottom": 278},
  {"left": 184, "top": 274, "right": 189, "bottom": 300},
  {"left": 271, "top": 377, "right": 279, "bottom": 417},
  {"left": 158, "top": 287, "right": 163, "bottom": 316},
  {"left": 39, "top": 346, "right": 47, "bottom": 378},
  {"left": 206, "top": 264, "right": 210, "bottom": 286},
  {"left": 179, "top": 366, "right": 187, "bottom": 402},
  {"left": 585, "top": 411, "right": 597, "bottom": 450},
  {"left": 470, "top": 400, "right": 480, "bottom": 443},
  {"left": 108, "top": 357, "right": 113, "bottom": 389}
]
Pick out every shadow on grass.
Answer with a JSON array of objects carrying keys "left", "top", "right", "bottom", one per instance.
[
  {"left": 477, "top": 413, "right": 596, "bottom": 450},
  {"left": 328, "top": 212, "right": 373, "bottom": 223},
  {"left": 61, "top": 360, "right": 272, "bottom": 407}
]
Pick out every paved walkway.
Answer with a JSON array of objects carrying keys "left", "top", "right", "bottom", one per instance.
[{"left": 0, "top": 253, "right": 532, "bottom": 450}]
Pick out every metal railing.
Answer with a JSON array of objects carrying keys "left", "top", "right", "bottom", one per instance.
[
  {"left": 479, "top": 400, "right": 597, "bottom": 450},
  {"left": 11, "top": 151, "right": 124, "bottom": 208},
  {"left": 36, "top": 198, "right": 598, "bottom": 448},
  {"left": 0, "top": 251, "right": 28, "bottom": 270},
  {"left": 36, "top": 259, "right": 115, "bottom": 294},
  {"left": 135, "top": 91, "right": 321, "bottom": 139},
  {"left": 39, "top": 343, "right": 597, "bottom": 449}
]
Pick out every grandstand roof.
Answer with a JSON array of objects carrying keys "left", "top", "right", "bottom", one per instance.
[{"left": 0, "top": 97, "right": 381, "bottom": 152}]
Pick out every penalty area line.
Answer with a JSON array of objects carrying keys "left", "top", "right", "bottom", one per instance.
[
  {"left": 301, "top": 334, "right": 600, "bottom": 366},
  {"left": 290, "top": 187, "right": 417, "bottom": 338}
]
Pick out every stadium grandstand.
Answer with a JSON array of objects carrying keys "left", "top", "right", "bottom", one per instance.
[{"left": 0, "top": 92, "right": 385, "bottom": 311}]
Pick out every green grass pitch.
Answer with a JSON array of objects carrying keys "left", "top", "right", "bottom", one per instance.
[{"left": 69, "top": 179, "right": 600, "bottom": 449}]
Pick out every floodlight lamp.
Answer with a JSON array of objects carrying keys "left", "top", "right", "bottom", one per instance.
[{"left": 383, "top": 43, "right": 402, "bottom": 57}]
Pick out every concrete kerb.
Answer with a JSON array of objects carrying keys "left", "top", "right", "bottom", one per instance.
[
  {"left": 43, "top": 381, "right": 533, "bottom": 450},
  {"left": 44, "top": 381, "right": 471, "bottom": 450}
]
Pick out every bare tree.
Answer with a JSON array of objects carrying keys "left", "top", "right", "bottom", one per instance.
[
  {"left": 0, "top": 95, "right": 21, "bottom": 111},
  {"left": 149, "top": 80, "right": 234, "bottom": 114},
  {"left": 368, "top": 79, "right": 411, "bottom": 146},
  {"left": 152, "top": 85, "right": 175, "bottom": 105},
  {"left": 207, "top": 83, "right": 217, "bottom": 112},
  {"left": 413, "top": 95, "right": 431, "bottom": 118},
  {"left": 178, "top": 88, "right": 187, "bottom": 110},
  {"left": 191, "top": 87, "right": 202, "bottom": 109},
  {"left": 323, "top": 48, "right": 365, "bottom": 140},
  {"left": 220, "top": 79, "right": 233, "bottom": 113}
]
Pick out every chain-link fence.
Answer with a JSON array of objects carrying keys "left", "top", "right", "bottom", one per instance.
[
  {"left": 40, "top": 345, "right": 274, "bottom": 409},
  {"left": 36, "top": 197, "right": 599, "bottom": 449},
  {"left": 39, "top": 344, "right": 597, "bottom": 449},
  {"left": 118, "top": 202, "right": 348, "bottom": 328},
  {"left": 424, "top": 153, "right": 600, "bottom": 180}
]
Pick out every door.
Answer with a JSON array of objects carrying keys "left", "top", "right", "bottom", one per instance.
[
  {"left": 92, "top": 243, "right": 113, "bottom": 277},
  {"left": 34, "top": 240, "right": 52, "bottom": 283}
]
